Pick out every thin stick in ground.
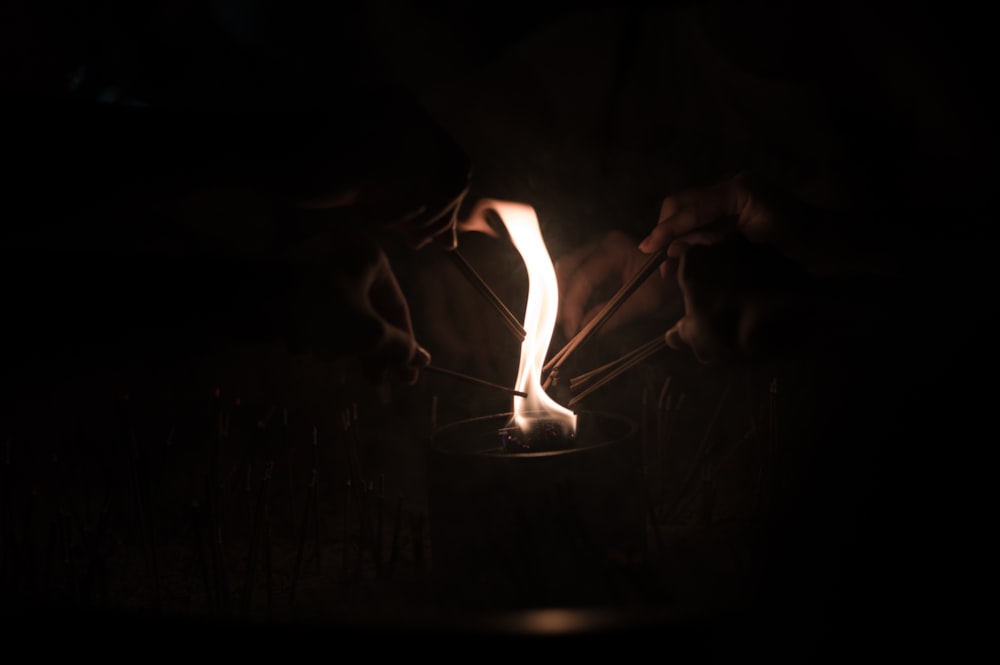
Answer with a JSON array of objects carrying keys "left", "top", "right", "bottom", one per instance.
[
  {"left": 191, "top": 500, "right": 214, "bottom": 612},
  {"left": 288, "top": 468, "right": 316, "bottom": 610},
  {"left": 663, "top": 380, "right": 733, "bottom": 521},
  {"left": 242, "top": 459, "right": 272, "bottom": 616},
  {"left": 311, "top": 426, "right": 321, "bottom": 575},
  {"left": 389, "top": 493, "right": 403, "bottom": 579},
  {"left": 375, "top": 475, "right": 385, "bottom": 578}
]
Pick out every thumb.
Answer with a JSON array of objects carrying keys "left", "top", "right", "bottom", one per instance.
[{"left": 665, "top": 317, "right": 712, "bottom": 364}]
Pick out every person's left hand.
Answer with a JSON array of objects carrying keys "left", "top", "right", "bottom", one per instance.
[{"left": 556, "top": 230, "right": 679, "bottom": 340}]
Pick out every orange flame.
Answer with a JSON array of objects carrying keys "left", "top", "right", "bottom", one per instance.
[{"left": 470, "top": 199, "right": 577, "bottom": 436}]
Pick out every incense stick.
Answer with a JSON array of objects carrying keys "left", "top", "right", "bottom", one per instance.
[
  {"left": 445, "top": 250, "right": 526, "bottom": 341},
  {"left": 311, "top": 426, "right": 321, "bottom": 575},
  {"left": 242, "top": 460, "right": 272, "bottom": 616},
  {"left": 423, "top": 365, "right": 527, "bottom": 398},
  {"left": 568, "top": 335, "right": 667, "bottom": 391},
  {"left": 190, "top": 500, "right": 215, "bottom": 612},
  {"left": 543, "top": 249, "right": 666, "bottom": 384},
  {"left": 567, "top": 334, "right": 669, "bottom": 407}
]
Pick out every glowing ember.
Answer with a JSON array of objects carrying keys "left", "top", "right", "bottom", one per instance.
[{"left": 470, "top": 199, "right": 577, "bottom": 440}]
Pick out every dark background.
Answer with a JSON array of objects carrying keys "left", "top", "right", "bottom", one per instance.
[{"left": 1, "top": 0, "right": 996, "bottom": 655}]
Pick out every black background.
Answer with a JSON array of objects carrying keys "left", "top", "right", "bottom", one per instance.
[{"left": 2, "top": 0, "right": 996, "bottom": 656}]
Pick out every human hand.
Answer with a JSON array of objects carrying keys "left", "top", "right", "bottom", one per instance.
[
  {"left": 556, "top": 230, "right": 678, "bottom": 340},
  {"left": 663, "top": 235, "right": 814, "bottom": 364},
  {"left": 407, "top": 242, "right": 522, "bottom": 387},
  {"left": 638, "top": 172, "right": 784, "bottom": 278},
  {"left": 284, "top": 231, "right": 431, "bottom": 386}
]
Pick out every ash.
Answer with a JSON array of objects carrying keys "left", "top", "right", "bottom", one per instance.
[{"left": 499, "top": 421, "right": 577, "bottom": 453}]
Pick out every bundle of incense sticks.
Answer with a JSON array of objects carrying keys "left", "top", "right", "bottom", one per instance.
[
  {"left": 543, "top": 249, "right": 666, "bottom": 388},
  {"left": 445, "top": 250, "right": 526, "bottom": 341},
  {"left": 566, "top": 333, "right": 670, "bottom": 408}
]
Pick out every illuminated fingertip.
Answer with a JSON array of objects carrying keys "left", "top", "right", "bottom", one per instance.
[{"left": 415, "top": 346, "right": 432, "bottom": 367}]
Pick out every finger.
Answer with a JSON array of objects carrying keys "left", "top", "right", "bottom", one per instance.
[
  {"left": 368, "top": 254, "right": 416, "bottom": 341},
  {"left": 667, "top": 317, "right": 713, "bottom": 364},
  {"left": 665, "top": 321, "right": 686, "bottom": 350},
  {"left": 413, "top": 344, "right": 432, "bottom": 368},
  {"left": 433, "top": 221, "right": 459, "bottom": 251},
  {"left": 398, "top": 186, "right": 468, "bottom": 232},
  {"left": 640, "top": 202, "right": 714, "bottom": 254},
  {"left": 431, "top": 201, "right": 463, "bottom": 251},
  {"left": 668, "top": 229, "right": 728, "bottom": 258},
  {"left": 456, "top": 214, "right": 499, "bottom": 237},
  {"left": 359, "top": 317, "right": 430, "bottom": 386},
  {"left": 360, "top": 330, "right": 412, "bottom": 385},
  {"left": 668, "top": 213, "right": 745, "bottom": 257},
  {"left": 400, "top": 207, "right": 455, "bottom": 250},
  {"left": 365, "top": 254, "right": 428, "bottom": 384},
  {"left": 640, "top": 179, "right": 745, "bottom": 253},
  {"left": 554, "top": 240, "right": 598, "bottom": 325},
  {"left": 560, "top": 247, "right": 622, "bottom": 339}
]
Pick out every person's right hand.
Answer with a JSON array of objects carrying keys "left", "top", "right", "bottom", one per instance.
[
  {"left": 638, "top": 172, "right": 784, "bottom": 278},
  {"left": 663, "top": 235, "right": 815, "bottom": 364},
  {"left": 283, "top": 230, "right": 431, "bottom": 386}
]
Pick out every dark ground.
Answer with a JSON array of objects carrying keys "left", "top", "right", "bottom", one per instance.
[{"left": 2, "top": 0, "right": 997, "bottom": 657}]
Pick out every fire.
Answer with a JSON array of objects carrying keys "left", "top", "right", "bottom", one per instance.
[{"left": 471, "top": 199, "right": 577, "bottom": 437}]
